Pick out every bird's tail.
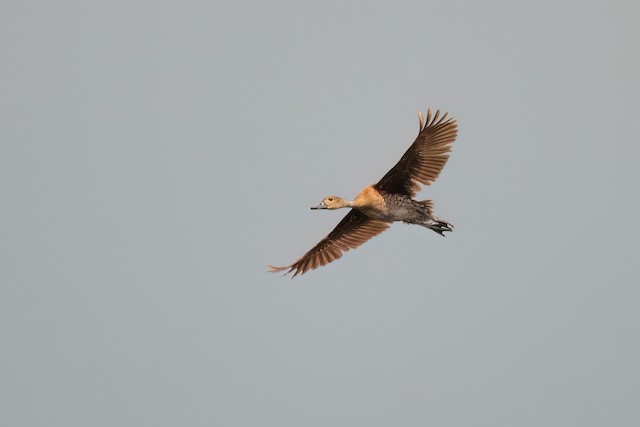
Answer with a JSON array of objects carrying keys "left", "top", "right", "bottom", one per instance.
[{"left": 417, "top": 199, "right": 434, "bottom": 214}]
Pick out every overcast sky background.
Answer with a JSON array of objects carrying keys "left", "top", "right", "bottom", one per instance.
[{"left": 2, "top": 1, "right": 639, "bottom": 426}]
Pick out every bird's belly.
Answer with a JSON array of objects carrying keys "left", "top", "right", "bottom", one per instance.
[
  {"left": 386, "top": 206, "right": 417, "bottom": 221},
  {"left": 356, "top": 205, "right": 389, "bottom": 221},
  {"left": 357, "top": 205, "right": 412, "bottom": 222}
]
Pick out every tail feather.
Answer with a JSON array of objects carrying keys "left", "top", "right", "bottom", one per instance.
[{"left": 418, "top": 199, "right": 434, "bottom": 214}]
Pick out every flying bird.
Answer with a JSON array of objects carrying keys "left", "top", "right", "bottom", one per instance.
[{"left": 268, "top": 107, "right": 458, "bottom": 277}]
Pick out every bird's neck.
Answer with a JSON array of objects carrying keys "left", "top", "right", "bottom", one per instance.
[{"left": 353, "top": 185, "right": 385, "bottom": 210}]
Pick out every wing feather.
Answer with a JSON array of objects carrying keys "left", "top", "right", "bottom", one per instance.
[
  {"left": 268, "top": 209, "right": 389, "bottom": 277},
  {"left": 375, "top": 109, "right": 457, "bottom": 196}
]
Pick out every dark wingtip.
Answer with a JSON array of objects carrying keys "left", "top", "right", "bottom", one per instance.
[{"left": 268, "top": 265, "right": 298, "bottom": 278}]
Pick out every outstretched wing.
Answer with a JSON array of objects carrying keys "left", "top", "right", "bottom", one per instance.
[
  {"left": 268, "top": 209, "right": 389, "bottom": 277},
  {"left": 375, "top": 109, "right": 457, "bottom": 197}
]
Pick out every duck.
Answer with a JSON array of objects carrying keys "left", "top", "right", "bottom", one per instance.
[{"left": 268, "top": 107, "right": 458, "bottom": 277}]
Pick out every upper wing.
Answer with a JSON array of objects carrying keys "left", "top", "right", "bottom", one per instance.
[
  {"left": 375, "top": 109, "right": 457, "bottom": 197},
  {"left": 268, "top": 209, "right": 390, "bottom": 277}
]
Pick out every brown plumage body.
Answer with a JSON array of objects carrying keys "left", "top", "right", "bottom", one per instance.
[{"left": 269, "top": 107, "right": 458, "bottom": 277}]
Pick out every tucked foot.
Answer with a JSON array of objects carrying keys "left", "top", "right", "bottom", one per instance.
[{"left": 430, "top": 219, "right": 453, "bottom": 236}]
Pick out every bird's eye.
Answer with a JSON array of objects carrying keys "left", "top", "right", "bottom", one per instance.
[{"left": 328, "top": 198, "right": 333, "bottom": 201}]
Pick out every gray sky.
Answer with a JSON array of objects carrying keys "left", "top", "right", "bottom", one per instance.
[{"left": 2, "top": 1, "right": 639, "bottom": 426}]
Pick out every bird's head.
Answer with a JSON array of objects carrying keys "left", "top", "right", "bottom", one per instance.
[{"left": 311, "top": 196, "right": 349, "bottom": 210}]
